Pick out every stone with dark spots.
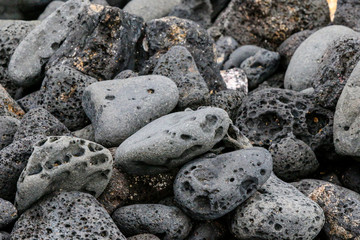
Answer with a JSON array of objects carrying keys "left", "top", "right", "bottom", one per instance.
[
  {"left": 209, "top": 89, "right": 245, "bottom": 122},
  {"left": 293, "top": 179, "right": 360, "bottom": 240},
  {"left": 0, "top": 198, "right": 17, "bottom": 229},
  {"left": 334, "top": 0, "right": 360, "bottom": 32},
  {"left": 214, "top": 0, "right": 330, "bottom": 50},
  {"left": 0, "top": 116, "right": 20, "bottom": 150},
  {"left": 187, "top": 221, "right": 227, "bottom": 240},
  {"left": 341, "top": 162, "right": 360, "bottom": 194},
  {"left": 16, "top": 91, "right": 40, "bottom": 112},
  {"left": 215, "top": 36, "right": 239, "bottom": 68},
  {"left": 11, "top": 191, "right": 126, "bottom": 240},
  {"left": 223, "top": 45, "right": 262, "bottom": 70},
  {"left": 127, "top": 234, "right": 160, "bottom": 240},
  {"left": 174, "top": 147, "right": 272, "bottom": 220},
  {"left": 0, "top": 84, "right": 25, "bottom": 119}
]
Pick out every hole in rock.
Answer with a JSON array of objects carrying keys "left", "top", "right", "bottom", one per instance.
[
  {"left": 105, "top": 95, "right": 115, "bottom": 100},
  {"left": 147, "top": 89, "right": 155, "bottom": 94}
]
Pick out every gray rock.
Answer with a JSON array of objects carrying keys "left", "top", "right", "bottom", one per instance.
[
  {"left": 269, "top": 136, "right": 319, "bottom": 181},
  {"left": 186, "top": 221, "right": 226, "bottom": 240},
  {"left": 83, "top": 75, "right": 179, "bottom": 147},
  {"left": 11, "top": 191, "right": 126, "bottom": 239},
  {"left": 0, "top": 116, "right": 20, "bottom": 150},
  {"left": 209, "top": 89, "right": 245, "bottom": 122},
  {"left": 292, "top": 179, "right": 360, "bottom": 240},
  {"left": 115, "top": 107, "right": 231, "bottom": 175},
  {"left": 128, "top": 234, "right": 160, "bottom": 240},
  {"left": 300, "top": 87, "right": 315, "bottom": 95},
  {"left": 231, "top": 173, "right": 325, "bottom": 240},
  {"left": 13, "top": 107, "right": 71, "bottom": 141},
  {"left": 153, "top": 46, "right": 209, "bottom": 110},
  {"left": 215, "top": 36, "right": 239, "bottom": 68},
  {"left": 124, "top": 0, "right": 181, "bottom": 21},
  {"left": 334, "top": 0, "right": 360, "bottom": 32},
  {"left": 16, "top": 91, "right": 40, "bottom": 112},
  {"left": 240, "top": 49, "right": 280, "bottom": 89},
  {"left": 15, "top": 136, "right": 113, "bottom": 212},
  {"left": 223, "top": 45, "right": 262, "bottom": 70},
  {"left": 114, "top": 70, "right": 138, "bottom": 80},
  {"left": 0, "top": 198, "right": 17, "bottom": 229},
  {"left": 73, "top": 124, "right": 95, "bottom": 142},
  {"left": 8, "top": 0, "right": 90, "bottom": 87},
  {"left": 112, "top": 204, "right": 192, "bottom": 240},
  {"left": 0, "top": 135, "right": 45, "bottom": 201},
  {"left": 220, "top": 68, "right": 248, "bottom": 93},
  {"left": 174, "top": 147, "right": 272, "bottom": 220},
  {"left": 0, "top": 84, "right": 25, "bottom": 119},
  {"left": 37, "top": 1, "right": 64, "bottom": 20},
  {"left": 285, "top": 25, "right": 360, "bottom": 91},
  {"left": 0, "top": 232, "right": 10, "bottom": 240}
]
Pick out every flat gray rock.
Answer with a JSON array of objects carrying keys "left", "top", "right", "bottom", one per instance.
[
  {"left": 15, "top": 136, "right": 112, "bottom": 212},
  {"left": 115, "top": 107, "right": 231, "bottom": 175},
  {"left": 174, "top": 147, "right": 272, "bottom": 220},
  {"left": 0, "top": 116, "right": 20, "bottom": 150},
  {"left": 0, "top": 198, "right": 17, "bottom": 229},
  {"left": 231, "top": 173, "right": 325, "bottom": 240},
  {"left": 83, "top": 75, "right": 179, "bottom": 147}
]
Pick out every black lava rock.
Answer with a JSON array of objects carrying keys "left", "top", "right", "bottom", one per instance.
[
  {"left": 0, "top": 116, "right": 20, "bottom": 151},
  {"left": 334, "top": 0, "right": 360, "bottom": 32}
]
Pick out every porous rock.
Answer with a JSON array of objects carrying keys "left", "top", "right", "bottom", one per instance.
[
  {"left": 215, "top": 36, "right": 239, "bottom": 67},
  {"left": 0, "top": 84, "right": 25, "bottom": 119},
  {"left": 209, "top": 89, "right": 245, "bottom": 122},
  {"left": 15, "top": 136, "right": 113, "bottom": 212},
  {"left": 334, "top": 0, "right": 360, "bottom": 32},
  {"left": 174, "top": 147, "right": 272, "bottom": 220},
  {"left": 115, "top": 107, "right": 231, "bottom": 175},
  {"left": 0, "top": 232, "right": 10, "bottom": 240},
  {"left": 0, "top": 116, "right": 20, "bottom": 150},
  {"left": 0, "top": 198, "right": 17, "bottom": 229},
  {"left": 127, "top": 234, "right": 160, "bottom": 240},
  {"left": 223, "top": 45, "right": 262, "bottom": 70},
  {"left": 16, "top": 91, "right": 40, "bottom": 112}
]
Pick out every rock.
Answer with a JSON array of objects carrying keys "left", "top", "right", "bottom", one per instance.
[
  {"left": 11, "top": 191, "right": 126, "bottom": 239},
  {"left": 210, "top": 0, "right": 231, "bottom": 20},
  {"left": 214, "top": 0, "right": 330, "bottom": 50},
  {"left": 334, "top": 61, "right": 360, "bottom": 157},
  {"left": 209, "top": 89, "right": 245, "bottom": 122},
  {"left": 143, "top": 16, "right": 226, "bottom": 91},
  {"left": 334, "top": 0, "right": 360, "bottom": 32},
  {"left": 277, "top": 29, "right": 317, "bottom": 68},
  {"left": 215, "top": 36, "right": 239, "bottom": 68},
  {"left": 231, "top": 174, "right": 325, "bottom": 240},
  {"left": 0, "top": 84, "right": 25, "bottom": 119},
  {"left": 293, "top": 179, "right": 360, "bottom": 240},
  {"left": 0, "top": 135, "right": 45, "bottom": 201},
  {"left": 235, "top": 88, "right": 334, "bottom": 152},
  {"left": 187, "top": 221, "right": 227, "bottom": 240},
  {"left": 0, "top": 232, "right": 10, "bottom": 240},
  {"left": 269, "top": 136, "right": 319, "bottom": 181},
  {"left": 0, "top": 198, "right": 17, "bottom": 229},
  {"left": 0, "top": 1, "right": 24, "bottom": 19},
  {"left": 174, "top": 147, "right": 272, "bottom": 220},
  {"left": 73, "top": 124, "right": 95, "bottom": 142},
  {"left": 0, "top": 21, "right": 39, "bottom": 98},
  {"left": 256, "top": 72, "right": 284, "bottom": 90},
  {"left": 284, "top": 25, "right": 360, "bottom": 91},
  {"left": 319, "top": 172, "right": 342, "bottom": 186},
  {"left": 169, "top": 0, "right": 213, "bottom": 28},
  {"left": 13, "top": 107, "right": 71, "bottom": 141},
  {"left": 220, "top": 68, "right": 248, "bottom": 93},
  {"left": 114, "top": 69, "right": 138, "bottom": 80},
  {"left": 83, "top": 75, "right": 179, "bottom": 147},
  {"left": 153, "top": 46, "right": 209, "bottom": 110},
  {"left": 313, "top": 36, "right": 360, "bottom": 110},
  {"left": 37, "top": 1, "right": 64, "bottom": 20},
  {"left": 223, "top": 45, "right": 262, "bottom": 70},
  {"left": 115, "top": 107, "right": 231, "bottom": 175},
  {"left": 240, "top": 49, "right": 280, "bottom": 89},
  {"left": 341, "top": 162, "right": 360, "bottom": 194},
  {"left": 128, "top": 234, "right": 160, "bottom": 240},
  {"left": 0, "top": 116, "right": 20, "bottom": 150},
  {"left": 112, "top": 204, "right": 192, "bottom": 240},
  {"left": 15, "top": 136, "right": 113, "bottom": 212},
  {"left": 16, "top": 91, "right": 40, "bottom": 112},
  {"left": 123, "top": 0, "right": 181, "bottom": 21}
]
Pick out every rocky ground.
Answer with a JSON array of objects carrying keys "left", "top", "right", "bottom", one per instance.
[{"left": 0, "top": 0, "right": 360, "bottom": 239}]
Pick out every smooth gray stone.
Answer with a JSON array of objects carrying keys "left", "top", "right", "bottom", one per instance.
[
  {"left": 231, "top": 173, "right": 325, "bottom": 240},
  {"left": 285, "top": 25, "right": 360, "bottom": 91},
  {"left": 215, "top": 36, "right": 239, "bottom": 67},
  {"left": 15, "top": 136, "right": 113, "bottom": 212},
  {"left": 82, "top": 75, "right": 179, "bottom": 147},
  {"left": 112, "top": 204, "right": 192, "bottom": 240},
  {"left": 11, "top": 191, "right": 126, "bottom": 240},
  {"left": 0, "top": 198, "right": 17, "bottom": 229},
  {"left": 115, "top": 107, "right": 231, "bottom": 175},
  {"left": 123, "top": 0, "right": 181, "bottom": 21},
  {"left": 0, "top": 116, "right": 20, "bottom": 150},
  {"left": 223, "top": 45, "right": 263, "bottom": 70},
  {"left": 8, "top": 0, "right": 90, "bottom": 87},
  {"left": 174, "top": 147, "right": 272, "bottom": 220},
  {"left": 37, "top": 1, "right": 64, "bottom": 20}
]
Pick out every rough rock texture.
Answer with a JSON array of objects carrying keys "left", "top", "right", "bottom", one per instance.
[
  {"left": 334, "top": 0, "right": 360, "bottom": 32},
  {"left": 235, "top": 88, "right": 334, "bottom": 152},
  {"left": 313, "top": 36, "right": 360, "bottom": 110},
  {"left": 37, "top": 1, "right": 65, "bottom": 20},
  {"left": 0, "top": 198, "right": 17, "bottom": 229},
  {"left": 143, "top": 16, "right": 226, "bottom": 91},
  {"left": 128, "top": 234, "right": 160, "bottom": 240},
  {"left": 0, "top": 232, "right": 10, "bottom": 240},
  {"left": 214, "top": 0, "right": 330, "bottom": 50},
  {"left": 115, "top": 107, "right": 231, "bottom": 175},
  {"left": 15, "top": 136, "right": 113, "bottom": 212},
  {"left": 112, "top": 204, "right": 192, "bottom": 240},
  {"left": 269, "top": 136, "right": 319, "bottom": 181},
  {"left": 73, "top": 124, "right": 95, "bottom": 142},
  {"left": 113, "top": 69, "right": 138, "bottom": 80},
  {"left": 186, "top": 221, "right": 227, "bottom": 240},
  {"left": 209, "top": 89, "right": 245, "bottom": 122},
  {"left": 285, "top": 25, "right": 360, "bottom": 91},
  {"left": 0, "top": 84, "right": 25, "bottom": 119},
  {"left": 223, "top": 45, "right": 262, "bottom": 70},
  {"left": 174, "top": 147, "right": 272, "bottom": 220},
  {"left": 11, "top": 191, "right": 126, "bottom": 240},
  {"left": 220, "top": 68, "right": 248, "bottom": 93},
  {"left": 341, "top": 162, "right": 360, "bottom": 194},
  {"left": 232, "top": 174, "right": 325, "bottom": 240},
  {"left": 215, "top": 36, "right": 239, "bottom": 67},
  {"left": 0, "top": 135, "right": 45, "bottom": 201},
  {"left": 16, "top": 91, "right": 39, "bottom": 112},
  {"left": 0, "top": 116, "right": 20, "bottom": 150},
  {"left": 293, "top": 179, "right": 360, "bottom": 240},
  {"left": 13, "top": 107, "right": 71, "bottom": 141},
  {"left": 153, "top": 46, "right": 209, "bottom": 110},
  {"left": 83, "top": 75, "right": 179, "bottom": 147}
]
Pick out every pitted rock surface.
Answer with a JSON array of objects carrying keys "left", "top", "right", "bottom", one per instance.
[
  {"left": 83, "top": 75, "right": 179, "bottom": 147},
  {"left": 174, "top": 147, "right": 272, "bottom": 220},
  {"left": 0, "top": 231, "right": 10, "bottom": 240},
  {"left": 0, "top": 198, "right": 17, "bottom": 229},
  {"left": 16, "top": 91, "right": 40, "bottom": 112},
  {"left": 112, "top": 204, "right": 192, "bottom": 240},
  {"left": 0, "top": 84, "right": 25, "bottom": 119},
  {"left": 231, "top": 174, "right": 325, "bottom": 240},
  {"left": 209, "top": 89, "right": 245, "bottom": 122},
  {"left": 115, "top": 107, "right": 231, "bottom": 175},
  {"left": 0, "top": 116, "right": 20, "bottom": 150},
  {"left": 11, "top": 191, "right": 126, "bottom": 240},
  {"left": 153, "top": 46, "right": 209, "bottom": 110},
  {"left": 15, "top": 136, "right": 113, "bottom": 212}
]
